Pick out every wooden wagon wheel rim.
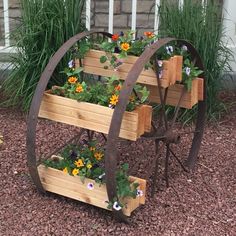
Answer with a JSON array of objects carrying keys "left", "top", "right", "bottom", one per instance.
[{"left": 26, "top": 31, "right": 206, "bottom": 222}]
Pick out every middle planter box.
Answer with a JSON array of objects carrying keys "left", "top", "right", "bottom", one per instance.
[{"left": 39, "top": 92, "right": 152, "bottom": 141}]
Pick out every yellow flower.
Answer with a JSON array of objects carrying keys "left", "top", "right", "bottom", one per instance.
[
  {"left": 68, "top": 76, "right": 77, "bottom": 84},
  {"left": 75, "top": 84, "right": 83, "bottom": 93},
  {"left": 129, "top": 95, "right": 135, "bottom": 102},
  {"left": 72, "top": 168, "right": 79, "bottom": 176},
  {"left": 63, "top": 167, "right": 68, "bottom": 174},
  {"left": 87, "top": 163, "right": 92, "bottom": 169},
  {"left": 90, "top": 147, "right": 96, "bottom": 152},
  {"left": 74, "top": 159, "right": 84, "bottom": 168},
  {"left": 94, "top": 152, "right": 103, "bottom": 161},
  {"left": 109, "top": 94, "right": 119, "bottom": 106},
  {"left": 120, "top": 42, "right": 130, "bottom": 51}
]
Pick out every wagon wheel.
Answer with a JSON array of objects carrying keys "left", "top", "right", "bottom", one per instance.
[{"left": 26, "top": 31, "right": 206, "bottom": 223}]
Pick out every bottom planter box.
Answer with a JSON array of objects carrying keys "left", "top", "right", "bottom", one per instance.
[
  {"left": 147, "top": 78, "right": 204, "bottom": 109},
  {"left": 38, "top": 164, "right": 146, "bottom": 216},
  {"left": 39, "top": 92, "right": 152, "bottom": 141}
]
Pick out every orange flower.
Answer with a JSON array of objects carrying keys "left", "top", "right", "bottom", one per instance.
[
  {"left": 120, "top": 42, "right": 130, "bottom": 51},
  {"left": 90, "top": 146, "right": 96, "bottom": 152},
  {"left": 114, "top": 85, "right": 121, "bottom": 91},
  {"left": 68, "top": 76, "right": 77, "bottom": 84},
  {"left": 144, "top": 31, "right": 154, "bottom": 38},
  {"left": 129, "top": 95, "right": 135, "bottom": 102},
  {"left": 94, "top": 152, "right": 103, "bottom": 160},
  {"left": 74, "top": 159, "right": 84, "bottom": 168},
  {"left": 112, "top": 34, "right": 119, "bottom": 41},
  {"left": 110, "top": 94, "right": 119, "bottom": 106},
  {"left": 76, "top": 84, "right": 83, "bottom": 93}
]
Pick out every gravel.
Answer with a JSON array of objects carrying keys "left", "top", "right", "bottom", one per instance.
[{"left": 0, "top": 93, "right": 235, "bottom": 235}]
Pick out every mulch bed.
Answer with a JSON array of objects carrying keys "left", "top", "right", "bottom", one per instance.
[{"left": 0, "top": 92, "right": 235, "bottom": 235}]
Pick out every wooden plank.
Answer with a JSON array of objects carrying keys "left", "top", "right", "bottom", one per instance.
[
  {"left": 147, "top": 78, "right": 201, "bottom": 109},
  {"left": 196, "top": 77, "right": 204, "bottom": 101},
  {"left": 76, "top": 49, "right": 183, "bottom": 88},
  {"left": 175, "top": 56, "right": 183, "bottom": 82},
  {"left": 39, "top": 101, "right": 139, "bottom": 132},
  {"left": 38, "top": 165, "right": 146, "bottom": 216},
  {"left": 142, "top": 105, "right": 152, "bottom": 132},
  {"left": 39, "top": 109, "right": 138, "bottom": 141},
  {"left": 39, "top": 93, "right": 154, "bottom": 141}
]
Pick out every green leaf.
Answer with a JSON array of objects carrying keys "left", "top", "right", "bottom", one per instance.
[{"left": 100, "top": 55, "right": 107, "bottom": 63}]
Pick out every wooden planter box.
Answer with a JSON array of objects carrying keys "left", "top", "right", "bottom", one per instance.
[
  {"left": 78, "top": 49, "right": 183, "bottom": 88},
  {"left": 147, "top": 78, "right": 204, "bottom": 109},
  {"left": 39, "top": 92, "right": 152, "bottom": 141},
  {"left": 38, "top": 164, "right": 146, "bottom": 216}
]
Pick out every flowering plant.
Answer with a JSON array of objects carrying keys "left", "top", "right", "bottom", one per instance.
[
  {"left": 99, "top": 30, "right": 158, "bottom": 69},
  {"left": 52, "top": 64, "right": 149, "bottom": 111},
  {"left": 43, "top": 141, "right": 141, "bottom": 211},
  {"left": 155, "top": 44, "right": 203, "bottom": 91}
]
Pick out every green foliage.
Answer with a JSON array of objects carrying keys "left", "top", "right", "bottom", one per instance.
[
  {"left": 51, "top": 68, "right": 150, "bottom": 111},
  {"left": 99, "top": 30, "right": 159, "bottom": 69},
  {"left": 43, "top": 143, "right": 140, "bottom": 210},
  {"left": 158, "top": 0, "right": 233, "bottom": 120},
  {"left": 1, "top": 0, "right": 86, "bottom": 111}
]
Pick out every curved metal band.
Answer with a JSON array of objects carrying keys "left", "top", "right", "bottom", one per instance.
[
  {"left": 105, "top": 38, "right": 206, "bottom": 220},
  {"left": 26, "top": 30, "right": 112, "bottom": 192}
]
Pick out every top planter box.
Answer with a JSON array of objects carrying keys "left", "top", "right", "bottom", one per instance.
[
  {"left": 77, "top": 49, "right": 183, "bottom": 88},
  {"left": 39, "top": 92, "right": 152, "bottom": 141}
]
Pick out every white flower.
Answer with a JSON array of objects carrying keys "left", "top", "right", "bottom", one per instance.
[
  {"left": 113, "top": 201, "right": 122, "bottom": 211},
  {"left": 185, "top": 67, "right": 191, "bottom": 76},
  {"left": 158, "top": 60, "right": 163, "bottom": 67},
  {"left": 68, "top": 60, "right": 74, "bottom": 68},
  {"left": 87, "top": 182, "right": 94, "bottom": 190},
  {"left": 166, "top": 46, "right": 173, "bottom": 55},
  {"left": 136, "top": 189, "right": 143, "bottom": 197},
  {"left": 182, "top": 45, "right": 188, "bottom": 51},
  {"left": 108, "top": 104, "right": 114, "bottom": 109}
]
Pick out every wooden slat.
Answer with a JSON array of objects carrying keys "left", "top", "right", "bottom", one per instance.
[
  {"left": 39, "top": 92, "right": 152, "bottom": 141},
  {"left": 196, "top": 77, "right": 204, "bottom": 101},
  {"left": 142, "top": 105, "right": 152, "bottom": 133},
  {"left": 175, "top": 56, "right": 183, "bottom": 82},
  {"left": 147, "top": 78, "right": 201, "bottom": 109},
  {"left": 76, "top": 49, "right": 183, "bottom": 88},
  {"left": 38, "top": 165, "right": 146, "bottom": 216}
]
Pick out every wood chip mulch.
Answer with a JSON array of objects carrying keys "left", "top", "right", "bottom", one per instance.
[{"left": 0, "top": 92, "right": 235, "bottom": 235}]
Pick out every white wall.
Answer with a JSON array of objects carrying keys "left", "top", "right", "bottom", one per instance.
[{"left": 223, "top": 0, "right": 236, "bottom": 72}]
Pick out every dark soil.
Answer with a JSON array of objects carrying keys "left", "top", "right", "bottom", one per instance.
[{"left": 0, "top": 92, "right": 235, "bottom": 236}]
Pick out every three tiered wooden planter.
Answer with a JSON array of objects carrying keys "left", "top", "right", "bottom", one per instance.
[{"left": 26, "top": 31, "right": 206, "bottom": 221}]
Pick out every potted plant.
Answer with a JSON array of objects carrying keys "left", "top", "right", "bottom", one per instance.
[{"left": 38, "top": 142, "right": 146, "bottom": 216}]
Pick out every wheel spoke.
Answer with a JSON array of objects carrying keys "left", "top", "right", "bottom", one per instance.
[
  {"left": 169, "top": 147, "right": 189, "bottom": 172},
  {"left": 151, "top": 140, "right": 160, "bottom": 197},
  {"left": 165, "top": 144, "right": 170, "bottom": 188},
  {"left": 170, "top": 88, "right": 185, "bottom": 128}
]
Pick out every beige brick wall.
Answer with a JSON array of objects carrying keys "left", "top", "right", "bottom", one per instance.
[{"left": 91, "top": 0, "right": 156, "bottom": 35}]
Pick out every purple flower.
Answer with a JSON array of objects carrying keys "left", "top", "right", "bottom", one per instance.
[
  {"left": 87, "top": 182, "right": 94, "bottom": 190},
  {"left": 113, "top": 201, "right": 122, "bottom": 211},
  {"left": 157, "top": 60, "right": 163, "bottom": 67},
  {"left": 166, "top": 46, "right": 173, "bottom": 55},
  {"left": 119, "top": 31, "right": 124, "bottom": 36},
  {"left": 136, "top": 189, "right": 143, "bottom": 197},
  {"left": 68, "top": 60, "right": 74, "bottom": 68},
  {"left": 185, "top": 67, "right": 191, "bottom": 76}
]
